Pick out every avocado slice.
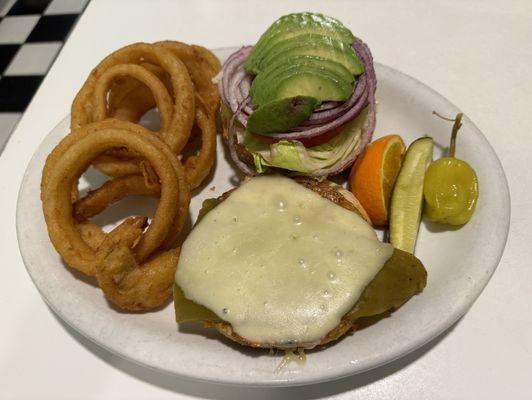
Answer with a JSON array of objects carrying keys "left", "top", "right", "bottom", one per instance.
[
  {"left": 346, "top": 248, "right": 427, "bottom": 321},
  {"left": 276, "top": 72, "right": 352, "bottom": 104},
  {"left": 245, "top": 12, "right": 355, "bottom": 74},
  {"left": 255, "top": 55, "right": 355, "bottom": 87},
  {"left": 249, "top": 55, "right": 355, "bottom": 106},
  {"left": 254, "top": 34, "right": 363, "bottom": 76},
  {"left": 247, "top": 96, "right": 318, "bottom": 133},
  {"left": 250, "top": 64, "right": 353, "bottom": 107}
]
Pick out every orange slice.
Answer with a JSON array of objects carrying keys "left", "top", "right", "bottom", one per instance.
[{"left": 348, "top": 134, "right": 406, "bottom": 226}]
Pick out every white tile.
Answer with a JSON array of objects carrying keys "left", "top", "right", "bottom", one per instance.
[
  {"left": 0, "top": 112, "right": 21, "bottom": 152},
  {"left": 0, "top": 0, "right": 17, "bottom": 17},
  {"left": 45, "top": 0, "right": 88, "bottom": 15},
  {"left": 4, "top": 42, "right": 62, "bottom": 75},
  {"left": 0, "top": 16, "right": 40, "bottom": 44}
]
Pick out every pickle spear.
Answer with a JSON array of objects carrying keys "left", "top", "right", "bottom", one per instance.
[{"left": 390, "top": 137, "right": 433, "bottom": 253}]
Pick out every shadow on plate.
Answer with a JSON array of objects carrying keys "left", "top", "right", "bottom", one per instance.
[
  {"left": 50, "top": 306, "right": 459, "bottom": 400},
  {"left": 62, "top": 258, "right": 175, "bottom": 314},
  {"left": 423, "top": 218, "right": 464, "bottom": 233},
  {"left": 178, "top": 322, "right": 264, "bottom": 358},
  {"left": 63, "top": 259, "right": 99, "bottom": 288}
]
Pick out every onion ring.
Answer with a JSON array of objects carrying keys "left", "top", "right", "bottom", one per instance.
[
  {"left": 72, "top": 42, "right": 195, "bottom": 153},
  {"left": 80, "top": 42, "right": 220, "bottom": 188},
  {"left": 91, "top": 63, "right": 174, "bottom": 133},
  {"left": 182, "top": 96, "right": 218, "bottom": 189},
  {"left": 73, "top": 175, "right": 160, "bottom": 221},
  {"left": 77, "top": 220, "right": 106, "bottom": 250},
  {"left": 105, "top": 42, "right": 220, "bottom": 188},
  {"left": 107, "top": 63, "right": 171, "bottom": 124},
  {"left": 71, "top": 42, "right": 196, "bottom": 182},
  {"left": 41, "top": 123, "right": 187, "bottom": 275},
  {"left": 156, "top": 41, "right": 221, "bottom": 117},
  {"left": 96, "top": 220, "right": 180, "bottom": 311},
  {"left": 76, "top": 119, "right": 190, "bottom": 249}
]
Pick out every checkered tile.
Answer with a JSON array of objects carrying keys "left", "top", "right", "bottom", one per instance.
[{"left": 0, "top": 0, "right": 88, "bottom": 151}]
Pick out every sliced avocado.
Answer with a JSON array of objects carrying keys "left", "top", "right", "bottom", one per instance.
[
  {"left": 245, "top": 12, "right": 355, "bottom": 74},
  {"left": 250, "top": 64, "right": 352, "bottom": 107},
  {"left": 257, "top": 55, "right": 355, "bottom": 86},
  {"left": 247, "top": 96, "right": 318, "bottom": 133},
  {"left": 250, "top": 60, "right": 346, "bottom": 99},
  {"left": 276, "top": 73, "right": 351, "bottom": 103},
  {"left": 346, "top": 248, "right": 427, "bottom": 321},
  {"left": 255, "top": 34, "right": 363, "bottom": 76}
]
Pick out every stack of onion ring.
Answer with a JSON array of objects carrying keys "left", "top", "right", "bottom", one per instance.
[{"left": 41, "top": 41, "right": 220, "bottom": 311}]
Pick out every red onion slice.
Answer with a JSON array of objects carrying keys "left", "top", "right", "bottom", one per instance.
[
  {"left": 315, "top": 101, "right": 341, "bottom": 111},
  {"left": 297, "top": 75, "right": 367, "bottom": 127},
  {"left": 227, "top": 97, "right": 257, "bottom": 176},
  {"left": 236, "top": 75, "right": 254, "bottom": 115},
  {"left": 305, "top": 38, "right": 377, "bottom": 176},
  {"left": 219, "top": 46, "right": 252, "bottom": 108}
]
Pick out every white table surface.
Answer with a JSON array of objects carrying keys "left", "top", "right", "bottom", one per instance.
[{"left": 1, "top": 0, "right": 531, "bottom": 398}]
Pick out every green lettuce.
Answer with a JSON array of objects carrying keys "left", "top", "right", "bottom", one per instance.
[{"left": 242, "top": 107, "right": 368, "bottom": 174}]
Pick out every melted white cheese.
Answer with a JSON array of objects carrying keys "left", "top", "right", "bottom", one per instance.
[{"left": 176, "top": 175, "right": 393, "bottom": 348}]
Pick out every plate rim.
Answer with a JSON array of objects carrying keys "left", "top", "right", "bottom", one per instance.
[{"left": 16, "top": 49, "right": 511, "bottom": 387}]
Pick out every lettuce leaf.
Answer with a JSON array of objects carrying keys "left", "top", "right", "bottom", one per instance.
[{"left": 242, "top": 107, "right": 368, "bottom": 174}]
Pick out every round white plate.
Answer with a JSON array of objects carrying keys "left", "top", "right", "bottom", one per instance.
[{"left": 17, "top": 47, "right": 510, "bottom": 387}]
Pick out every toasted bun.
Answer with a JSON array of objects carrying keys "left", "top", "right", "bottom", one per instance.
[
  {"left": 197, "top": 177, "right": 372, "bottom": 348},
  {"left": 293, "top": 176, "right": 372, "bottom": 225},
  {"left": 204, "top": 318, "right": 354, "bottom": 349}
]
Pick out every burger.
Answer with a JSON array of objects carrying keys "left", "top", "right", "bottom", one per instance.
[
  {"left": 174, "top": 175, "right": 426, "bottom": 349},
  {"left": 217, "top": 12, "right": 377, "bottom": 177}
]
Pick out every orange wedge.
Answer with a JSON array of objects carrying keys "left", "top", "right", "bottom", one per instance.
[{"left": 348, "top": 135, "right": 406, "bottom": 226}]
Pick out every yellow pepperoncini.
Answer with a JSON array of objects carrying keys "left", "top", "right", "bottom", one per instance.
[{"left": 423, "top": 112, "right": 479, "bottom": 225}]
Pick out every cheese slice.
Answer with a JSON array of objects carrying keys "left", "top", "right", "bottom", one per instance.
[{"left": 176, "top": 175, "right": 393, "bottom": 347}]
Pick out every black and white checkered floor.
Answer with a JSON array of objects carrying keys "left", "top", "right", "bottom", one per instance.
[{"left": 0, "top": 0, "right": 88, "bottom": 151}]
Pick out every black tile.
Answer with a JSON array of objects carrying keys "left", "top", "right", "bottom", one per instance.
[
  {"left": 7, "top": 0, "right": 52, "bottom": 15},
  {"left": 0, "top": 45, "right": 20, "bottom": 74},
  {"left": 26, "top": 14, "right": 77, "bottom": 42},
  {"left": 0, "top": 75, "right": 43, "bottom": 111}
]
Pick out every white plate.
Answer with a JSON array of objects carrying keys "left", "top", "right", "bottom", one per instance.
[{"left": 16, "top": 47, "right": 510, "bottom": 387}]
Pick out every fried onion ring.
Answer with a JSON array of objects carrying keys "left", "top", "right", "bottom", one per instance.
[
  {"left": 100, "top": 96, "right": 218, "bottom": 190},
  {"left": 73, "top": 175, "right": 160, "bottom": 221},
  {"left": 108, "top": 42, "right": 220, "bottom": 121},
  {"left": 72, "top": 120, "right": 190, "bottom": 248},
  {"left": 156, "top": 41, "right": 221, "bottom": 117},
  {"left": 96, "top": 218, "right": 180, "bottom": 311},
  {"left": 41, "top": 124, "right": 187, "bottom": 275},
  {"left": 182, "top": 97, "right": 217, "bottom": 189},
  {"left": 71, "top": 42, "right": 195, "bottom": 153},
  {"left": 92, "top": 63, "right": 174, "bottom": 133},
  {"left": 101, "top": 42, "right": 220, "bottom": 188},
  {"left": 107, "top": 63, "right": 170, "bottom": 124}
]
